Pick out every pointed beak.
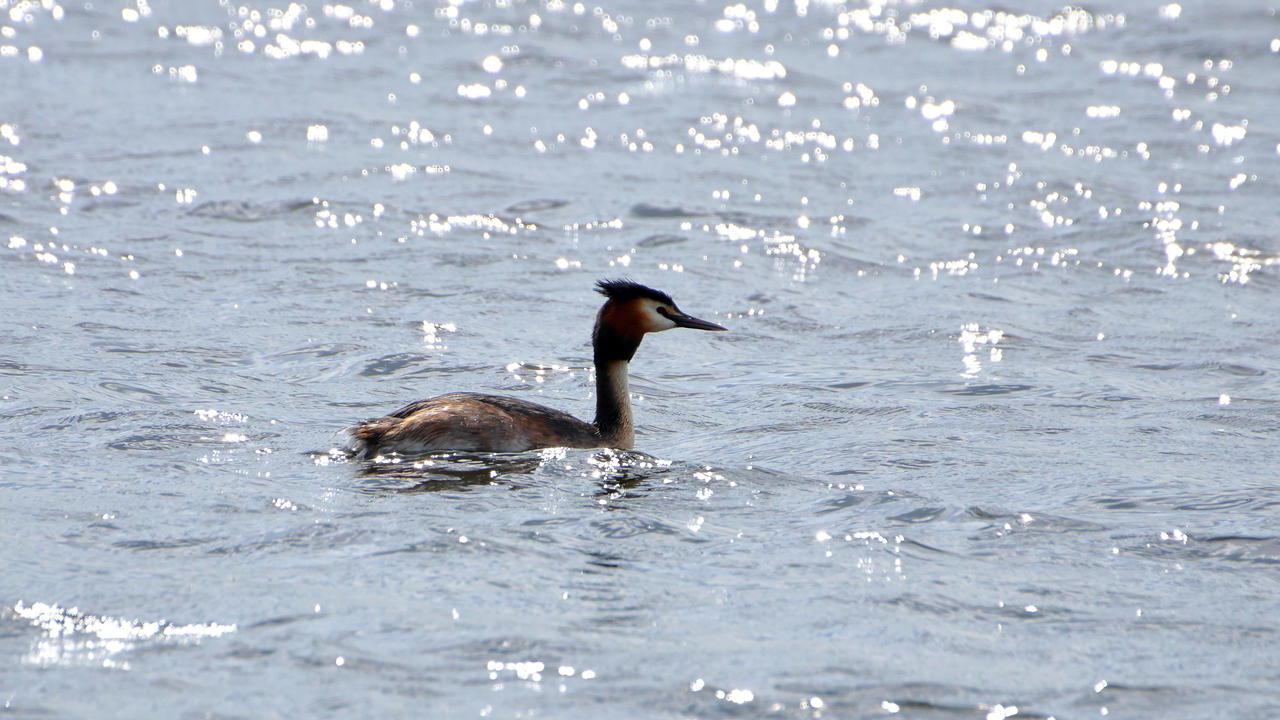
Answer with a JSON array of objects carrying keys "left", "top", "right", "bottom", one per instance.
[{"left": 669, "top": 310, "right": 727, "bottom": 332}]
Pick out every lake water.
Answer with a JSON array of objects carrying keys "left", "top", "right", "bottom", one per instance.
[{"left": 2, "top": 0, "right": 1278, "bottom": 717}]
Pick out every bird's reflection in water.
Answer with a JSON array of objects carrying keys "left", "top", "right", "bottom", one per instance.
[
  {"left": 349, "top": 447, "right": 677, "bottom": 496},
  {"left": 354, "top": 452, "right": 543, "bottom": 493}
]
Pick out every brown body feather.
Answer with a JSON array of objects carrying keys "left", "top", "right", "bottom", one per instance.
[{"left": 350, "top": 392, "right": 603, "bottom": 457}]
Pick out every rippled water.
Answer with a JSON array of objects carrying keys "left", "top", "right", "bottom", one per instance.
[{"left": 3, "top": 0, "right": 1279, "bottom": 717}]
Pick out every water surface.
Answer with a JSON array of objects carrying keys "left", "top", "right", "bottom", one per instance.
[{"left": 2, "top": 1, "right": 1278, "bottom": 717}]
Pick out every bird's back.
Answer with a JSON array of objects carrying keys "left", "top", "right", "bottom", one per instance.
[{"left": 349, "top": 392, "right": 603, "bottom": 456}]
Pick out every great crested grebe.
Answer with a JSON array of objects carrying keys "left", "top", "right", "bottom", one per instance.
[{"left": 348, "top": 280, "right": 726, "bottom": 456}]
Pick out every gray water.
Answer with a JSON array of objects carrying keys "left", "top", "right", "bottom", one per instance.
[{"left": 2, "top": 0, "right": 1279, "bottom": 717}]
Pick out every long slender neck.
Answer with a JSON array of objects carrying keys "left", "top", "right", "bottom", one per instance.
[
  {"left": 593, "top": 358, "right": 633, "bottom": 448},
  {"left": 591, "top": 313, "right": 641, "bottom": 449}
]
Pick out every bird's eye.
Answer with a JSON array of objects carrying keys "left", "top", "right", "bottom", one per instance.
[{"left": 656, "top": 306, "right": 671, "bottom": 317}]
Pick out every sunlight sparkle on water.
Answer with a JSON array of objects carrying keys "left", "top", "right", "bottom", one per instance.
[
  {"left": 457, "top": 83, "right": 492, "bottom": 100},
  {"left": 194, "top": 408, "right": 248, "bottom": 424},
  {"left": 958, "top": 324, "right": 1004, "bottom": 377},
  {"left": 831, "top": 5, "right": 1119, "bottom": 52},
  {"left": 715, "top": 688, "right": 754, "bottom": 704},
  {"left": 408, "top": 212, "right": 532, "bottom": 237},
  {"left": 0, "top": 155, "right": 26, "bottom": 192},
  {"left": 1207, "top": 241, "right": 1276, "bottom": 285},
  {"left": 1210, "top": 122, "right": 1246, "bottom": 146},
  {"left": 422, "top": 321, "right": 456, "bottom": 350},
  {"left": 621, "top": 52, "right": 785, "bottom": 81},
  {"left": 171, "top": 24, "right": 221, "bottom": 47},
  {"left": 13, "top": 601, "right": 235, "bottom": 670},
  {"left": 986, "top": 704, "right": 1019, "bottom": 720}
]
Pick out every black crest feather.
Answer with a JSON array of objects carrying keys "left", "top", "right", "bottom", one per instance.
[{"left": 595, "top": 279, "right": 674, "bottom": 306}]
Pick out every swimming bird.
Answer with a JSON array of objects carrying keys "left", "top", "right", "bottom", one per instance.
[{"left": 349, "top": 280, "right": 726, "bottom": 456}]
